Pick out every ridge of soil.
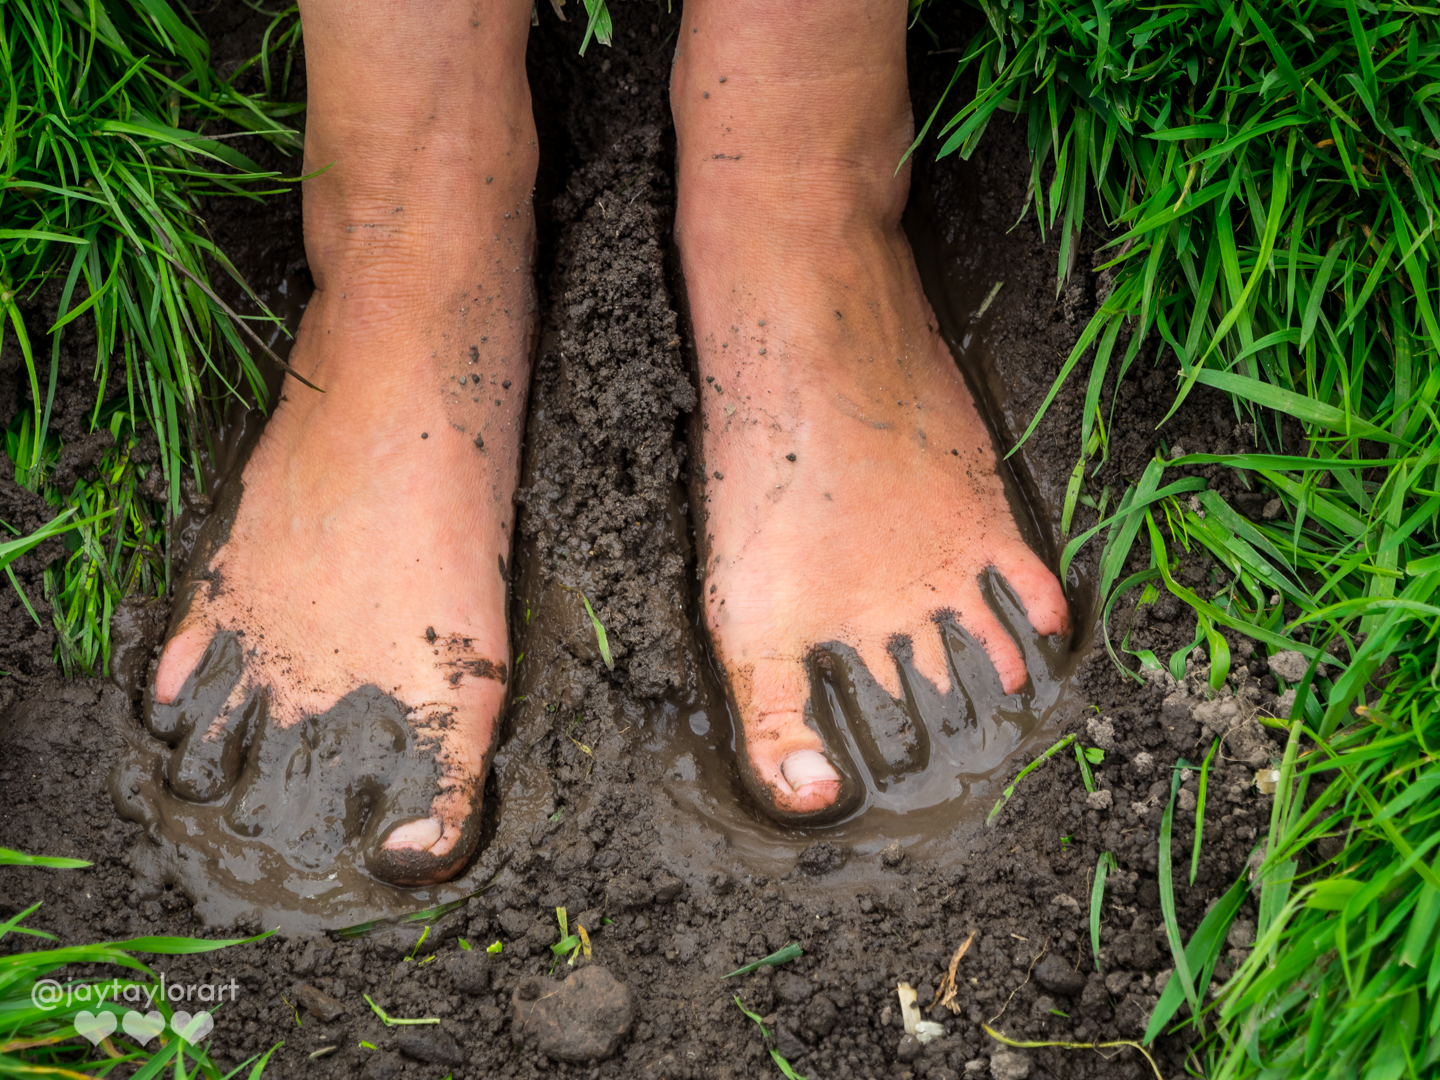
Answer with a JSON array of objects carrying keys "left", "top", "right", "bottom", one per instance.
[{"left": 0, "top": 6, "right": 1294, "bottom": 1079}]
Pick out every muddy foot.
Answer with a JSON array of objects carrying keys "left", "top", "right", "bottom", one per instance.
[
  {"left": 117, "top": 0, "right": 537, "bottom": 889},
  {"left": 672, "top": 0, "right": 1069, "bottom": 820}
]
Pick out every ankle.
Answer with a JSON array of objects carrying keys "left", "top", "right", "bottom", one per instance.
[{"left": 671, "top": 3, "right": 913, "bottom": 247}]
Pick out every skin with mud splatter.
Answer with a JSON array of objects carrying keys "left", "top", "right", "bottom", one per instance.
[
  {"left": 136, "top": 0, "right": 1066, "bottom": 894},
  {"left": 141, "top": 0, "right": 536, "bottom": 887},
  {"left": 672, "top": 0, "right": 1068, "bottom": 817}
]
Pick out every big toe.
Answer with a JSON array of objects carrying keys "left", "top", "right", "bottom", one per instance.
[
  {"left": 733, "top": 658, "right": 849, "bottom": 820},
  {"left": 367, "top": 782, "right": 483, "bottom": 887}
]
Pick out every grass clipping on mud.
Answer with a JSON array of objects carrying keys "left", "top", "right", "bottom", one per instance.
[
  {"left": 919, "top": 0, "right": 1440, "bottom": 1073},
  {"left": 0, "top": 0, "right": 299, "bottom": 677}
]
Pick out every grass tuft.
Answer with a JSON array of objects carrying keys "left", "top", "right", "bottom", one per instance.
[
  {"left": 920, "top": 0, "right": 1440, "bottom": 1068},
  {"left": 0, "top": 0, "right": 300, "bottom": 677}
]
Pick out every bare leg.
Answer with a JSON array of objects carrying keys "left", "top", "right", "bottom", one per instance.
[
  {"left": 672, "top": 0, "right": 1069, "bottom": 818},
  {"left": 148, "top": 0, "right": 536, "bottom": 884}
]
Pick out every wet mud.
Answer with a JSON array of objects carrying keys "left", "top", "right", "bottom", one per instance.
[{"left": 0, "top": 5, "right": 1287, "bottom": 1079}]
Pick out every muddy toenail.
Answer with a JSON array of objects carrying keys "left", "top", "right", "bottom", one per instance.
[
  {"left": 781, "top": 749, "right": 840, "bottom": 791},
  {"left": 382, "top": 817, "right": 444, "bottom": 852}
]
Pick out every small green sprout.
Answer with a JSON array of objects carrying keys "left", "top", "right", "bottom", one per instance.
[
  {"left": 363, "top": 995, "right": 440, "bottom": 1027},
  {"left": 735, "top": 996, "right": 807, "bottom": 1080},
  {"left": 580, "top": 593, "right": 615, "bottom": 669},
  {"left": 723, "top": 942, "right": 803, "bottom": 979}
]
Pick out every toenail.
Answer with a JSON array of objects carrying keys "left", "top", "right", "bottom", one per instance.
[
  {"left": 781, "top": 750, "right": 840, "bottom": 791},
  {"left": 383, "top": 817, "right": 444, "bottom": 852}
]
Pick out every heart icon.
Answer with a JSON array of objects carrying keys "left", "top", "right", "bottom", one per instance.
[
  {"left": 74, "top": 1010, "right": 117, "bottom": 1046},
  {"left": 170, "top": 1010, "right": 214, "bottom": 1043},
  {"left": 122, "top": 1010, "right": 166, "bottom": 1046}
]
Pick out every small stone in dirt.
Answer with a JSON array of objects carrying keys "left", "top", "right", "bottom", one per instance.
[
  {"left": 896, "top": 1033, "right": 923, "bottom": 1063},
  {"left": 775, "top": 1026, "right": 807, "bottom": 1063},
  {"left": 989, "top": 1048, "right": 1031, "bottom": 1080},
  {"left": 1115, "top": 992, "right": 1159, "bottom": 1037},
  {"left": 965, "top": 1059, "right": 988, "bottom": 1076},
  {"left": 364, "top": 925, "right": 427, "bottom": 962},
  {"left": 652, "top": 872, "right": 684, "bottom": 903},
  {"left": 360, "top": 1051, "right": 403, "bottom": 1080},
  {"left": 1104, "top": 970, "right": 1133, "bottom": 996},
  {"left": 1268, "top": 649, "right": 1328, "bottom": 682},
  {"left": 1085, "top": 716, "right": 1117, "bottom": 752},
  {"left": 667, "top": 931, "right": 698, "bottom": 962},
  {"left": 1085, "top": 789, "right": 1113, "bottom": 811},
  {"left": 511, "top": 965, "right": 635, "bottom": 1062},
  {"left": 880, "top": 839, "right": 906, "bottom": 867},
  {"left": 805, "top": 993, "right": 839, "bottom": 1037},
  {"left": 1034, "top": 954, "right": 1085, "bottom": 996},
  {"left": 605, "top": 873, "right": 655, "bottom": 910},
  {"left": 1131, "top": 751, "right": 1156, "bottom": 775},
  {"left": 1262, "top": 497, "right": 1283, "bottom": 520},
  {"left": 774, "top": 972, "right": 815, "bottom": 1004},
  {"left": 1081, "top": 974, "right": 1113, "bottom": 1019},
  {"left": 396, "top": 1025, "right": 465, "bottom": 1067},
  {"left": 1178, "top": 787, "right": 1198, "bottom": 812},
  {"left": 1227, "top": 918, "right": 1256, "bottom": 949},
  {"left": 1049, "top": 893, "right": 1080, "bottom": 914},
  {"left": 444, "top": 947, "right": 491, "bottom": 994},
  {"left": 797, "top": 841, "right": 845, "bottom": 875},
  {"left": 294, "top": 983, "right": 346, "bottom": 1022},
  {"left": 1194, "top": 697, "right": 1241, "bottom": 738}
]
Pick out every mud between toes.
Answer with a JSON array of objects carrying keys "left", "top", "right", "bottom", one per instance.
[
  {"left": 117, "top": 644, "right": 494, "bottom": 931},
  {"left": 0, "top": 6, "right": 1273, "bottom": 1080}
]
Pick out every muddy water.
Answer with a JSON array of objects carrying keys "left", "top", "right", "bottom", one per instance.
[{"left": 649, "top": 581, "right": 1079, "bottom": 869}]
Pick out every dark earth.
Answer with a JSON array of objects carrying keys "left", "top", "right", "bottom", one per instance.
[{"left": 0, "top": 4, "right": 1298, "bottom": 1078}]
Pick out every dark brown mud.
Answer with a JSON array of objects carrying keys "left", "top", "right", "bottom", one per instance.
[{"left": 0, "top": 5, "right": 1291, "bottom": 1079}]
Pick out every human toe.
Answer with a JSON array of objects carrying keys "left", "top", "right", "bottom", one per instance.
[
  {"left": 734, "top": 658, "right": 848, "bottom": 818},
  {"left": 996, "top": 544, "right": 1070, "bottom": 638},
  {"left": 366, "top": 780, "right": 483, "bottom": 886},
  {"left": 953, "top": 586, "right": 1028, "bottom": 694}
]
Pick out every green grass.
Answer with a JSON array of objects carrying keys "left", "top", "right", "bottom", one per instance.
[
  {"left": 0, "top": 848, "right": 279, "bottom": 1078},
  {"left": 918, "top": 0, "right": 1440, "bottom": 1072},
  {"left": 0, "top": 0, "right": 300, "bottom": 677}
]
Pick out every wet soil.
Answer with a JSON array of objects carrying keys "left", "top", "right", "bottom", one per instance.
[{"left": 0, "top": 5, "right": 1294, "bottom": 1079}]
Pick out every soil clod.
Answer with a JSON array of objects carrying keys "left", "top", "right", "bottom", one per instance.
[
  {"left": 511, "top": 965, "right": 636, "bottom": 1063},
  {"left": 395, "top": 1024, "right": 465, "bottom": 1067}
]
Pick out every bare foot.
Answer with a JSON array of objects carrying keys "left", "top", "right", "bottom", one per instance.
[
  {"left": 672, "top": 0, "right": 1068, "bottom": 820},
  {"left": 143, "top": 0, "right": 536, "bottom": 886}
]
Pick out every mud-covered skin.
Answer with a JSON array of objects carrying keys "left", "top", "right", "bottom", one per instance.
[{"left": 121, "top": 0, "right": 538, "bottom": 902}]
